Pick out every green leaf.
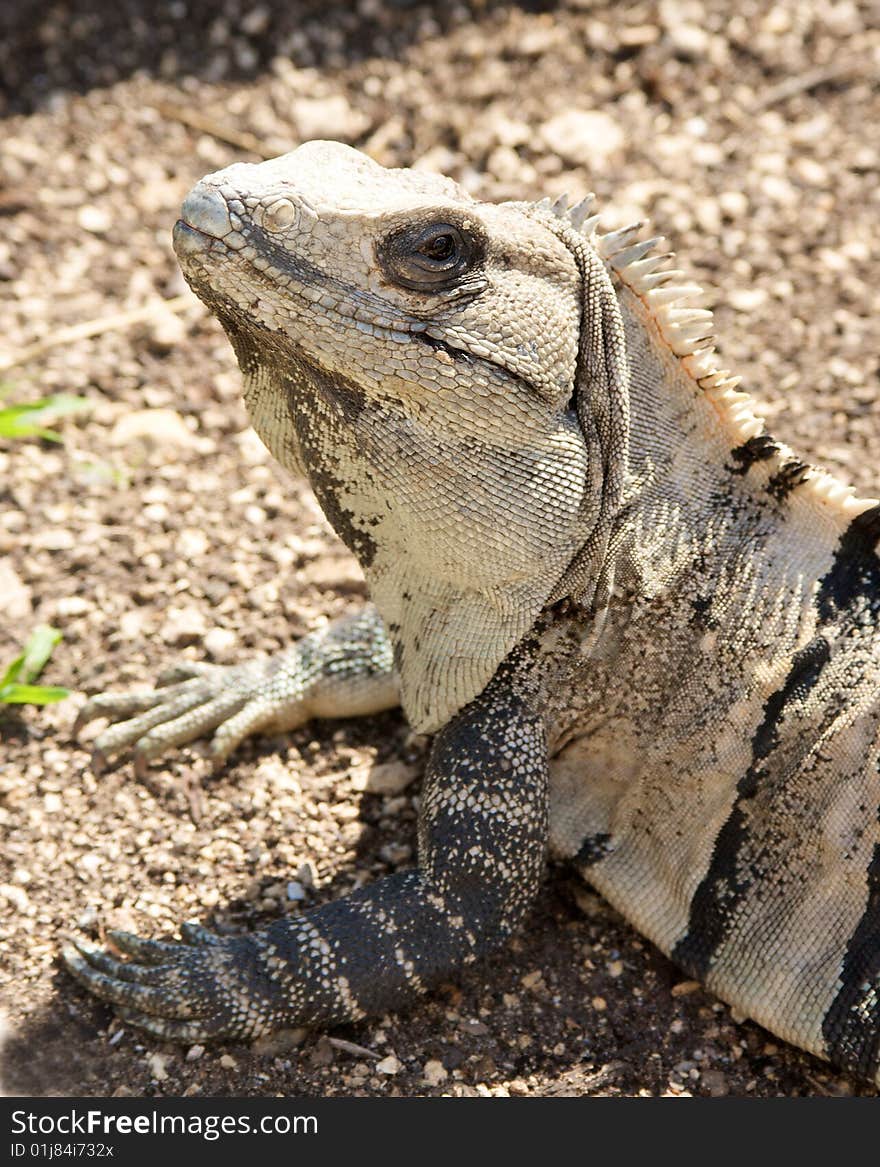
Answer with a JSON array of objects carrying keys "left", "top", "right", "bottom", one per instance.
[
  {"left": 21, "top": 624, "right": 63, "bottom": 682},
  {"left": 0, "top": 651, "right": 24, "bottom": 688},
  {"left": 0, "top": 394, "right": 91, "bottom": 442},
  {"left": 0, "top": 624, "right": 65, "bottom": 695},
  {"left": 26, "top": 394, "right": 92, "bottom": 422},
  {"left": 0, "top": 683, "right": 70, "bottom": 705},
  {"left": 0, "top": 412, "right": 62, "bottom": 441}
]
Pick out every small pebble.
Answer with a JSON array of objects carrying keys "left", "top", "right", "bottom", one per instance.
[{"left": 422, "top": 1059, "right": 448, "bottom": 1087}]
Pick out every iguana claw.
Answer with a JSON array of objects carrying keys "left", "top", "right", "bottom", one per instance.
[{"left": 62, "top": 927, "right": 280, "bottom": 1042}]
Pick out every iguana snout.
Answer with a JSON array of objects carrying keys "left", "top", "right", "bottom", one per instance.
[{"left": 174, "top": 185, "right": 234, "bottom": 250}]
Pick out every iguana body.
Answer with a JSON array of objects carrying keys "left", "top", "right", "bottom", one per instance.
[{"left": 66, "top": 142, "right": 880, "bottom": 1084}]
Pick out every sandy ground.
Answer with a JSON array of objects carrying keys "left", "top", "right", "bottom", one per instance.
[{"left": 1, "top": 0, "right": 879, "bottom": 1097}]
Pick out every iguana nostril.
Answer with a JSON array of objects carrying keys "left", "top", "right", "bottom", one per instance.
[{"left": 179, "top": 186, "right": 233, "bottom": 239}]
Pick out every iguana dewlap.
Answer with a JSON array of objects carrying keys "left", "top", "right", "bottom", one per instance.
[{"left": 66, "top": 141, "right": 880, "bottom": 1086}]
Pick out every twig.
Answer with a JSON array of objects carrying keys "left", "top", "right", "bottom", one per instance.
[
  {"left": 750, "top": 57, "right": 867, "bottom": 112},
  {"left": 154, "top": 101, "right": 272, "bottom": 157},
  {"left": 802, "top": 1073, "right": 835, "bottom": 1097},
  {"left": 326, "top": 1037, "right": 381, "bottom": 1061},
  {"left": 181, "top": 774, "right": 205, "bottom": 825},
  {"left": 0, "top": 294, "right": 195, "bottom": 372}
]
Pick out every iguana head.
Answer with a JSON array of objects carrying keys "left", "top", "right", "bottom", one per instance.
[{"left": 173, "top": 140, "right": 629, "bottom": 730}]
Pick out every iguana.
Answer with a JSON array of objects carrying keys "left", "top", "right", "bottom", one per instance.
[{"left": 64, "top": 141, "right": 880, "bottom": 1086}]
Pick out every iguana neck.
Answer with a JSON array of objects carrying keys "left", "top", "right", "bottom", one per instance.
[{"left": 591, "top": 282, "right": 860, "bottom": 681}]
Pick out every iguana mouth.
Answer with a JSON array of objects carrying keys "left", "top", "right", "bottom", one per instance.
[
  {"left": 411, "top": 329, "right": 477, "bottom": 365},
  {"left": 172, "top": 219, "right": 214, "bottom": 254}
]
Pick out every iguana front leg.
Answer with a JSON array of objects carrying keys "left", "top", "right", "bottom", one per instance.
[
  {"left": 74, "top": 606, "right": 399, "bottom": 772},
  {"left": 62, "top": 679, "right": 549, "bottom": 1041}
]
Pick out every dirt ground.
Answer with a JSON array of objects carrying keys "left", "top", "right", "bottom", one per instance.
[{"left": 1, "top": 0, "right": 879, "bottom": 1098}]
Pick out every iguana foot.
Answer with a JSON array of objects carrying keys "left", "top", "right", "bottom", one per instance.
[
  {"left": 62, "top": 925, "right": 291, "bottom": 1042},
  {"left": 74, "top": 608, "right": 398, "bottom": 771}
]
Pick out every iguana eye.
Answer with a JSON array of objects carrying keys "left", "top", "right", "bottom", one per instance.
[
  {"left": 379, "top": 222, "right": 481, "bottom": 292},
  {"left": 419, "top": 232, "right": 457, "bottom": 261}
]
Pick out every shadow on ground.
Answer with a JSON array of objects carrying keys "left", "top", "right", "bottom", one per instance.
[{"left": 1, "top": 0, "right": 563, "bottom": 117}]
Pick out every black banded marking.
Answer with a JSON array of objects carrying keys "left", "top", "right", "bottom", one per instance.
[
  {"left": 815, "top": 506, "right": 880, "bottom": 1079},
  {"left": 574, "top": 832, "right": 613, "bottom": 868},
  {"left": 821, "top": 843, "right": 880, "bottom": 1080},
  {"left": 672, "top": 635, "right": 832, "bottom": 979},
  {"left": 728, "top": 434, "right": 779, "bottom": 475},
  {"left": 817, "top": 504, "right": 880, "bottom": 624},
  {"left": 222, "top": 316, "right": 380, "bottom": 567},
  {"left": 765, "top": 458, "right": 812, "bottom": 502}
]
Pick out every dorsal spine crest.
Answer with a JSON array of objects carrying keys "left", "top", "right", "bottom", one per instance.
[{"left": 542, "top": 192, "right": 879, "bottom": 521}]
